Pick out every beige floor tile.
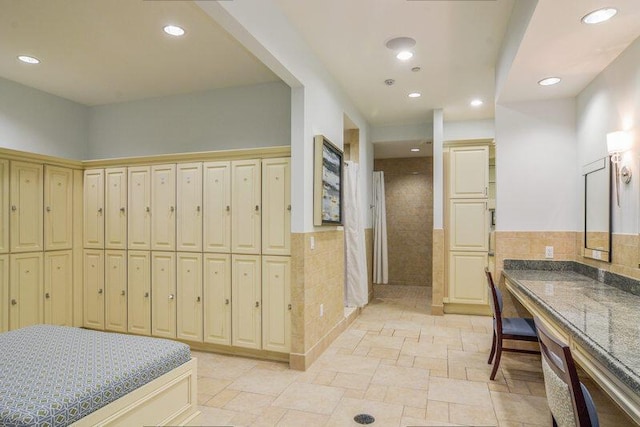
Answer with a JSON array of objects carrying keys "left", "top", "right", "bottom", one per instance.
[
  {"left": 329, "top": 329, "right": 367, "bottom": 350},
  {"left": 396, "top": 355, "right": 415, "bottom": 367},
  {"left": 272, "top": 382, "right": 345, "bottom": 415},
  {"left": 368, "top": 346, "right": 401, "bottom": 360},
  {"left": 314, "top": 370, "right": 337, "bottom": 385},
  {"left": 400, "top": 340, "right": 448, "bottom": 359},
  {"left": 204, "top": 389, "right": 241, "bottom": 408},
  {"left": 403, "top": 405, "right": 426, "bottom": 419},
  {"left": 425, "top": 400, "right": 450, "bottom": 422},
  {"left": 402, "top": 418, "right": 464, "bottom": 426},
  {"left": 384, "top": 386, "right": 428, "bottom": 408},
  {"left": 361, "top": 333, "right": 406, "bottom": 350},
  {"left": 344, "top": 389, "right": 366, "bottom": 399},
  {"left": 198, "top": 377, "right": 233, "bottom": 396},
  {"left": 227, "top": 368, "right": 299, "bottom": 396},
  {"left": 230, "top": 411, "right": 259, "bottom": 426},
  {"left": 364, "top": 384, "right": 388, "bottom": 402},
  {"left": 331, "top": 372, "right": 372, "bottom": 390},
  {"left": 394, "top": 329, "right": 421, "bottom": 339},
  {"left": 490, "top": 391, "right": 549, "bottom": 425},
  {"left": 188, "top": 406, "right": 238, "bottom": 426},
  {"left": 449, "top": 402, "right": 498, "bottom": 426},
  {"left": 223, "top": 391, "right": 276, "bottom": 415},
  {"left": 326, "top": 397, "right": 404, "bottom": 427},
  {"left": 277, "top": 409, "right": 330, "bottom": 427},
  {"left": 371, "top": 365, "right": 430, "bottom": 390},
  {"left": 251, "top": 406, "right": 288, "bottom": 427},
  {"left": 466, "top": 367, "right": 493, "bottom": 382},
  {"left": 197, "top": 393, "right": 213, "bottom": 405},
  {"left": 413, "top": 356, "right": 447, "bottom": 371},
  {"left": 312, "top": 353, "right": 381, "bottom": 376},
  {"left": 428, "top": 377, "right": 491, "bottom": 406}
]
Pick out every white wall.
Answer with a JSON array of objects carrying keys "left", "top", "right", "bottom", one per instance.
[
  {"left": 443, "top": 119, "right": 495, "bottom": 142},
  {"left": 372, "top": 123, "right": 432, "bottom": 143},
  {"left": 0, "top": 77, "right": 88, "bottom": 159},
  {"left": 87, "top": 82, "right": 290, "bottom": 159},
  {"left": 495, "top": 98, "right": 578, "bottom": 231},
  {"left": 433, "top": 110, "right": 444, "bottom": 229}
]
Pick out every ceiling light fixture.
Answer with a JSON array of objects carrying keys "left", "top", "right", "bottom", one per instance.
[
  {"left": 17, "top": 55, "right": 40, "bottom": 64},
  {"left": 408, "top": 92, "right": 421, "bottom": 98},
  {"left": 163, "top": 25, "right": 185, "bottom": 36},
  {"left": 538, "top": 77, "right": 561, "bottom": 86},
  {"left": 581, "top": 7, "right": 617, "bottom": 24},
  {"left": 411, "top": 67, "right": 421, "bottom": 72},
  {"left": 396, "top": 51, "right": 413, "bottom": 61},
  {"left": 386, "top": 36, "right": 416, "bottom": 61},
  {"left": 470, "top": 99, "right": 483, "bottom": 107},
  {"left": 410, "top": 148, "right": 420, "bottom": 152}
]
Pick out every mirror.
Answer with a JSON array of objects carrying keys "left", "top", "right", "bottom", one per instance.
[{"left": 583, "top": 157, "right": 611, "bottom": 262}]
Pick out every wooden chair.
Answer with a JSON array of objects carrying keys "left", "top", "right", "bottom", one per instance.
[
  {"left": 485, "top": 268, "right": 539, "bottom": 380},
  {"left": 534, "top": 318, "right": 599, "bottom": 427}
]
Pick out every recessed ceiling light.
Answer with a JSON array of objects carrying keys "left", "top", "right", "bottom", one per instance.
[
  {"left": 396, "top": 50, "right": 413, "bottom": 61},
  {"left": 163, "top": 25, "right": 185, "bottom": 36},
  {"left": 386, "top": 36, "right": 416, "bottom": 61},
  {"left": 408, "top": 92, "right": 421, "bottom": 98},
  {"left": 581, "top": 7, "right": 617, "bottom": 24},
  {"left": 411, "top": 67, "right": 421, "bottom": 72},
  {"left": 17, "top": 55, "right": 40, "bottom": 64},
  {"left": 470, "top": 99, "right": 483, "bottom": 107},
  {"left": 538, "top": 77, "right": 561, "bottom": 86},
  {"left": 410, "top": 148, "right": 420, "bottom": 152}
]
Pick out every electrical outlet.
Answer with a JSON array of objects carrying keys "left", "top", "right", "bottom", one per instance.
[
  {"left": 545, "top": 246, "right": 554, "bottom": 259},
  {"left": 320, "top": 303, "right": 324, "bottom": 317},
  {"left": 310, "top": 236, "right": 315, "bottom": 250}
]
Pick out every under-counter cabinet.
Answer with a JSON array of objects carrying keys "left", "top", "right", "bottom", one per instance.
[
  {"left": 449, "top": 145, "right": 489, "bottom": 199},
  {"left": 10, "top": 161, "right": 43, "bottom": 252},
  {"left": 177, "top": 163, "right": 202, "bottom": 252},
  {"left": 83, "top": 249, "right": 105, "bottom": 330},
  {"left": 0, "top": 255, "right": 8, "bottom": 332},
  {"left": 105, "top": 250, "right": 127, "bottom": 332},
  {"left": 262, "top": 256, "right": 291, "bottom": 353},
  {"left": 128, "top": 167, "right": 151, "bottom": 250},
  {"left": 83, "top": 169, "right": 104, "bottom": 249},
  {"left": 177, "top": 252, "right": 203, "bottom": 342},
  {"left": 152, "top": 251, "right": 177, "bottom": 339},
  {"left": 127, "top": 251, "right": 151, "bottom": 335},
  {"left": 232, "top": 254, "right": 262, "bottom": 350},
  {"left": 10, "top": 252, "right": 44, "bottom": 329},
  {"left": 0, "top": 160, "right": 9, "bottom": 253},
  {"left": 203, "top": 162, "right": 231, "bottom": 253},
  {"left": 262, "top": 158, "right": 291, "bottom": 256},
  {"left": 232, "top": 160, "right": 261, "bottom": 254},
  {"left": 44, "top": 166, "right": 73, "bottom": 251},
  {"left": 151, "top": 165, "right": 176, "bottom": 251},
  {"left": 105, "top": 168, "right": 127, "bottom": 250},
  {"left": 204, "top": 253, "right": 231, "bottom": 345},
  {"left": 44, "top": 250, "right": 73, "bottom": 326}
]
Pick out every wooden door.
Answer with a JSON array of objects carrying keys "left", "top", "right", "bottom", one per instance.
[
  {"left": 448, "top": 252, "right": 488, "bottom": 305},
  {"left": 128, "top": 167, "right": 151, "bottom": 250},
  {"left": 105, "top": 250, "right": 127, "bottom": 332},
  {"left": 44, "top": 166, "right": 73, "bottom": 251},
  {"left": 176, "top": 163, "right": 202, "bottom": 252},
  {"left": 0, "top": 160, "right": 8, "bottom": 253},
  {"left": 262, "top": 256, "right": 291, "bottom": 353},
  {"left": 449, "top": 200, "right": 489, "bottom": 252},
  {"left": 449, "top": 146, "right": 489, "bottom": 199},
  {"left": 151, "top": 165, "right": 176, "bottom": 251},
  {"left": 232, "top": 254, "right": 261, "bottom": 349},
  {"left": 203, "top": 161, "right": 231, "bottom": 253},
  {"left": 10, "top": 161, "right": 43, "bottom": 252},
  {"left": 105, "top": 167, "right": 127, "bottom": 250},
  {"left": 127, "top": 251, "right": 151, "bottom": 335},
  {"left": 44, "top": 250, "right": 73, "bottom": 326},
  {"left": 203, "top": 253, "right": 231, "bottom": 345},
  {"left": 0, "top": 255, "right": 8, "bottom": 331},
  {"left": 9, "top": 252, "right": 44, "bottom": 329},
  {"left": 83, "top": 249, "right": 104, "bottom": 330},
  {"left": 83, "top": 169, "right": 104, "bottom": 249},
  {"left": 261, "top": 158, "right": 291, "bottom": 255},
  {"left": 152, "top": 251, "right": 176, "bottom": 339},
  {"left": 231, "top": 160, "right": 261, "bottom": 254},
  {"left": 177, "top": 252, "right": 203, "bottom": 342}
]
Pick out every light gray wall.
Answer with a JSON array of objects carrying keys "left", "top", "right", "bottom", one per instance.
[
  {"left": 87, "top": 81, "right": 291, "bottom": 159},
  {"left": 0, "top": 77, "right": 89, "bottom": 159}
]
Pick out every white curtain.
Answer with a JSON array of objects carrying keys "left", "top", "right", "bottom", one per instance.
[
  {"left": 373, "top": 171, "right": 388, "bottom": 284},
  {"left": 344, "top": 161, "right": 368, "bottom": 307}
]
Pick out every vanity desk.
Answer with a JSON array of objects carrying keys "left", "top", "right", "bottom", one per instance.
[{"left": 502, "top": 260, "right": 640, "bottom": 424}]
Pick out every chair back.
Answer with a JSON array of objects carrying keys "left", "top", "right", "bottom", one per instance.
[
  {"left": 534, "top": 318, "right": 597, "bottom": 427},
  {"left": 485, "top": 268, "right": 503, "bottom": 320}
]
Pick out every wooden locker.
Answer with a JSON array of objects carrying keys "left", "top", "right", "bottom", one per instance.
[
  {"left": 152, "top": 251, "right": 177, "bottom": 339},
  {"left": 449, "top": 146, "right": 489, "bottom": 199},
  {"left": 203, "top": 162, "right": 231, "bottom": 253},
  {"left": 151, "top": 165, "right": 176, "bottom": 251},
  {"left": 176, "top": 163, "right": 202, "bottom": 252},
  {"left": 105, "top": 250, "right": 127, "bottom": 332},
  {"left": 448, "top": 252, "right": 488, "bottom": 305},
  {"left": 0, "top": 160, "right": 9, "bottom": 253},
  {"left": 232, "top": 254, "right": 261, "bottom": 349},
  {"left": 231, "top": 160, "right": 261, "bottom": 254},
  {"left": 83, "top": 169, "right": 104, "bottom": 249},
  {"left": 0, "top": 255, "right": 8, "bottom": 332},
  {"left": 105, "top": 168, "right": 127, "bottom": 250},
  {"left": 203, "top": 253, "right": 231, "bottom": 345},
  {"left": 127, "top": 251, "right": 151, "bottom": 335},
  {"left": 44, "top": 250, "right": 73, "bottom": 326},
  {"left": 177, "top": 252, "right": 203, "bottom": 342},
  {"left": 128, "top": 167, "right": 151, "bottom": 250},
  {"left": 262, "top": 158, "right": 291, "bottom": 255},
  {"left": 9, "top": 252, "right": 44, "bottom": 329},
  {"left": 44, "top": 166, "right": 73, "bottom": 251},
  {"left": 449, "top": 200, "right": 489, "bottom": 252},
  {"left": 10, "top": 161, "right": 43, "bottom": 252},
  {"left": 262, "top": 256, "right": 291, "bottom": 353},
  {"left": 83, "top": 249, "right": 104, "bottom": 330}
]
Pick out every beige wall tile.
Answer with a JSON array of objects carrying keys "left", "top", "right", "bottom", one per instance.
[{"left": 432, "top": 229, "right": 445, "bottom": 315}]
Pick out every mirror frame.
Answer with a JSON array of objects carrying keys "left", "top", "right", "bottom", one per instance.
[{"left": 583, "top": 157, "right": 612, "bottom": 262}]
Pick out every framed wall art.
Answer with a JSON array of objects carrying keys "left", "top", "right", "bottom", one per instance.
[{"left": 314, "top": 134, "right": 343, "bottom": 226}]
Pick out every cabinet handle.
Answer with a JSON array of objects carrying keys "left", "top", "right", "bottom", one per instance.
[
  {"left": 144, "top": 292, "right": 149, "bottom": 298},
  {"left": 98, "top": 207, "right": 103, "bottom": 215},
  {"left": 197, "top": 296, "right": 201, "bottom": 302},
  {"left": 11, "top": 299, "right": 16, "bottom": 306},
  {"left": 196, "top": 206, "right": 201, "bottom": 212},
  {"left": 46, "top": 206, "right": 51, "bottom": 212},
  {"left": 98, "top": 289, "right": 103, "bottom": 294},
  {"left": 226, "top": 205, "right": 230, "bottom": 212},
  {"left": 11, "top": 205, "right": 16, "bottom": 212},
  {"left": 146, "top": 207, "right": 150, "bottom": 213},
  {"left": 169, "top": 294, "right": 174, "bottom": 300},
  {"left": 170, "top": 206, "right": 175, "bottom": 212},
  {"left": 121, "top": 290, "right": 126, "bottom": 296},
  {"left": 485, "top": 187, "right": 488, "bottom": 196},
  {"left": 120, "top": 207, "right": 125, "bottom": 213},
  {"left": 255, "top": 205, "right": 259, "bottom": 212},
  {"left": 288, "top": 303, "right": 292, "bottom": 311},
  {"left": 287, "top": 205, "right": 291, "bottom": 211},
  {"left": 255, "top": 301, "right": 260, "bottom": 308},
  {"left": 45, "top": 293, "right": 50, "bottom": 299},
  {"left": 225, "top": 298, "right": 229, "bottom": 305}
]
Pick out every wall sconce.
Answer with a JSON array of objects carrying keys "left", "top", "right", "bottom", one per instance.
[{"left": 607, "top": 130, "right": 632, "bottom": 206}]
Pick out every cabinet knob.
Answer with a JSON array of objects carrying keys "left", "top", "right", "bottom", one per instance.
[
  {"left": 169, "top": 294, "right": 174, "bottom": 300},
  {"left": 255, "top": 205, "right": 259, "bottom": 212},
  {"left": 225, "top": 298, "right": 230, "bottom": 305},
  {"left": 226, "top": 205, "right": 230, "bottom": 212},
  {"left": 46, "top": 206, "right": 51, "bottom": 212},
  {"left": 287, "top": 205, "right": 291, "bottom": 211},
  {"left": 255, "top": 301, "right": 260, "bottom": 308},
  {"left": 288, "top": 303, "right": 292, "bottom": 311},
  {"left": 121, "top": 290, "right": 126, "bottom": 296},
  {"left": 120, "top": 207, "right": 125, "bottom": 213},
  {"left": 197, "top": 296, "right": 201, "bottom": 302},
  {"left": 146, "top": 207, "right": 150, "bottom": 213},
  {"left": 170, "top": 206, "right": 175, "bottom": 212},
  {"left": 45, "top": 293, "right": 50, "bottom": 299},
  {"left": 98, "top": 207, "right": 103, "bottom": 214},
  {"left": 98, "top": 289, "right": 103, "bottom": 294},
  {"left": 11, "top": 299, "right": 17, "bottom": 306},
  {"left": 11, "top": 205, "right": 17, "bottom": 212},
  {"left": 144, "top": 292, "right": 149, "bottom": 298},
  {"left": 196, "top": 205, "right": 201, "bottom": 212}
]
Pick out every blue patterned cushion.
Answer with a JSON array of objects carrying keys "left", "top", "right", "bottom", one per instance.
[{"left": 0, "top": 325, "right": 191, "bottom": 427}]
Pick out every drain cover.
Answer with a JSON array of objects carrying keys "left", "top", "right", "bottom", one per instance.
[{"left": 354, "top": 413, "right": 375, "bottom": 424}]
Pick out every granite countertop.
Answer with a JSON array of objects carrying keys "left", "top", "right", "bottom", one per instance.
[{"left": 502, "top": 268, "right": 640, "bottom": 394}]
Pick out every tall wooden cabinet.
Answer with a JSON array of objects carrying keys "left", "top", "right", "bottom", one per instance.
[
  {"left": 10, "top": 162, "right": 43, "bottom": 253},
  {"left": 83, "top": 249, "right": 105, "bottom": 330},
  {"left": 105, "top": 168, "right": 127, "bottom": 250},
  {"left": 232, "top": 160, "right": 261, "bottom": 254},
  {"left": 0, "top": 160, "right": 9, "bottom": 253},
  {"left": 44, "top": 250, "right": 73, "bottom": 326},
  {"left": 204, "top": 253, "right": 231, "bottom": 345},
  {"left": 176, "top": 163, "right": 202, "bottom": 252},
  {"left": 9, "top": 252, "right": 44, "bottom": 329},
  {"left": 128, "top": 167, "right": 151, "bottom": 250},
  {"left": 128, "top": 251, "right": 151, "bottom": 336},
  {"left": 177, "top": 252, "right": 203, "bottom": 342},
  {"left": 232, "top": 254, "right": 262, "bottom": 350},
  {"left": 0, "top": 255, "right": 7, "bottom": 332},
  {"left": 262, "top": 158, "right": 291, "bottom": 256},
  {"left": 105, "top": 250, "right": 127, "bottom": 332},
  {"left": 152, "top": 252, "right": 176, "bottom": 339},
  {"left": 84, "top": 169, "right": 104, "bottom": 249},
  {"left": 262, "top": 256, "right": 291, "bottom": 353},
  {"left": 203, "top": 162, "right": 231, "bottom": 253},
  {"left": 44, "top": 166, "right": 73, "bottom": 251},
  {"left": 151, "top": 165, "right": 176, "bottom": 251}
]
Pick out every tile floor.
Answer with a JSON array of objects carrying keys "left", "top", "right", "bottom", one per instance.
[{"left": 188, "top": 285, "right": 633, "bottom": 427}]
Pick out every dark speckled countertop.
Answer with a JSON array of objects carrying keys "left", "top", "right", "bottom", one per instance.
[{"left": 502, "top": 267, "right": 640, "bottom": 395}]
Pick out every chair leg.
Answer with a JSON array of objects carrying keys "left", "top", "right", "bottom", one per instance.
[
  {"left": 490, "top": 339, "right": 502, "bottom": 380},
  {"left": 488, "top": 331, "right": 496, "bottom": 364},
  {"left": 552, "top": 415, "right": 558, "bottom": 427}
]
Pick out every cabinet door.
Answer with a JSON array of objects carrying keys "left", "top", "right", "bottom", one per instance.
[
  {"left": 83, "top": 169, "right": 104, "bottom": 248},
  {"left": 128, "top": 167, "right": 151, "bottom": 250},
  {"left": 10, "top": 161, "right": 43, "bottom": 252},
  {"left": 448, "top": 252, "right": 488, "bottom": 305},
  {"left": 83, "top": 249, "right": 104, "bottom": 330},
  {"left": 203, "top": 253, "right": 231, "bottom": 345},
  {"left": 9, "top": 252, "right": 44, "bottom": 329},
  {"left": 449, "top": 200, "right": 489, "bottom": 252},
  {"left": 449, "top": 146, "right": 489, "bottom": 199},
  {"left": 203, "top": 161, "right": 231, "bottom": 253},
  {"left": 177, "top": 252, "right": 203, "bottom": 342},
  {"left": 232, "top": 254, "right": 261, "bottom": 349},
  {"left": 0, "top": 255, "right": 8, "bottom": 332},
  {"left": 44, "top": 166, "right": 73, "bottom": 251},
  {"left": 44, "top": 250, "right": 73, "bottom": 326},
  {"left": 152, "top": 251, "right": 176, "bottom": 339},
  {"left": 105, "top": 168, "right": 127, "bottom": 250},
  {"left": 262, "top": 256, "right": 291, "bottom": 353},
  {"left": 0, "top": 160, "right": 9, "bottom": 253},
  {"left": 105, "top": 250, "right": 127, "bottom": 332},
  {"left": 128, "top": 251, "right": 151, "bottom": 335},
  {"left": 262, "top": 158, "right": 291, "bottom": 255},
  {"left": 151, "top": 165, "right": 176, "bottom": 251},
  {"left": 176, "top": 163, "right": 202, "bottom": 252},
  {"left": 232, "top": 160, "right": 261, "bottom": 254}
]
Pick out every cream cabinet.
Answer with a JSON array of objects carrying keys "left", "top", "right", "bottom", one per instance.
[
  {"left": 44, "top": 166, "right": 73, "bottom": 251},
  {"left": 0, "top": 255, "right": 7, "bottom": 331},
  {"left": 151, "top": 165, "right": 176, "bottom": 251},
  {"left": 152, "top": 251, "right": 176, "bottom": 339},
  {"left": 203, "top": 253, "right": 231, "bottom": 345},
  {"left": 231, "top": 160, "right": 261, "bottom": 254},
  {"left": 128, "top": 167, "right": 151, "bottom": 250},
  {"left": 44, "top": 250, "right": 73, "bottom": 326},
  {"left": 232, "top": 254, "right": 261, "bottom": 349},
  {"left": 177, "top": 252, "right": 203, "bottom": 342},
  {"left": 105, "top": 168, "right": 127, "bottom": 250},
  {"left": 262, "top": 158, "right": 291, "bottom": 255},
  {"left": 203, "top": 162, "right": 231, "bottom": 253},
  {"left": 10, "top": 161, "right": 43, "bottom": 252},
  {"left": 0, "top": 160, "right": 8, "bottom": 253},
  {"left": 127, "top": 251, "right": 151, "bottom": 335},
  {"left": 449, "top": 200, "right": 489, "bottom": 252},
  {"left": 83, "top": 249, "right": 104, "bottom": 329},
  {"left": 105, "top": 250, "right": 127, "bottom": 332},
  {"left": 176, "top": 163, "right": 202, "bottom": 252},
  {"left": 9, "top": 252, "right": 44, "bottom": 329},
  {"left": 262, "top": 256, "right": 291, "bottom": 353},
  {"left": 448, "top": 252, "right": 489, "bottom": 304},
  {"left": 449, "top": 146, "right": 489, "bottom": 199},
  {"left": 83, "top": 169, "right": 104, "bottom": 249}
]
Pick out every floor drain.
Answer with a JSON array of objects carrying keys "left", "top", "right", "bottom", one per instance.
[{"left": 354, "top": 413, "right": 375, "bottom": 424}]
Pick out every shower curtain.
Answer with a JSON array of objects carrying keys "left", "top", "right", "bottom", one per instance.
[
  {"left": 344, "top": 161, "right": 368, "bottom": 307},
  {"left": 372, "top": 171, "right": 388, "bottom": 284}
]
